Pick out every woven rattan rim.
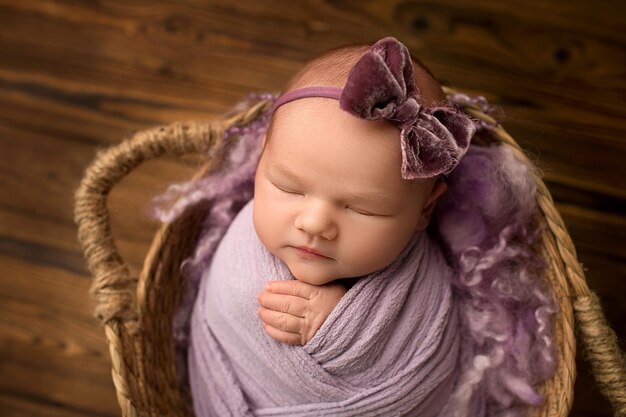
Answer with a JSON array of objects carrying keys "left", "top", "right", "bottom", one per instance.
[{"left": 74, "top": 89, "right": 626, "bottom": 417}]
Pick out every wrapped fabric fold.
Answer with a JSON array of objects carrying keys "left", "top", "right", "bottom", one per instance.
[{"left": 188, "top": 200, "right": 461, "bottom": 417}]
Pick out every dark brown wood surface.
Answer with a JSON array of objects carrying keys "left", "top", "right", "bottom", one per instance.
[{"left": 1, "top": 1, "right": 624, "bottom": 416}]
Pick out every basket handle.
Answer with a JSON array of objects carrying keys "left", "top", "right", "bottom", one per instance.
[{"left": 74, "top": 101, "right": 271, "bottom": 329}]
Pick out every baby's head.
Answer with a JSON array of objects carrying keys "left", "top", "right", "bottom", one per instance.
[{"left": 253, "top": 38, "right": 471, "bottom": 285}]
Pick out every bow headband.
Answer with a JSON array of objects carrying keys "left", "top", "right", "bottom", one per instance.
[{"left": 271, "top": 36, "right": 477, "bottom": 179}]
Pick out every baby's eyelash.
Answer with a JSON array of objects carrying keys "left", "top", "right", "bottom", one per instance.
[
  {"left": 347, "top": 207, "right": 377, "bottom": 216},
  {"left": 273, "top": 183, "right": 303, "bottom": 196}
]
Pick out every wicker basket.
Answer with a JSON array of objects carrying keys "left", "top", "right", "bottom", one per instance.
[{"left": 74, "top": 89, "right": 626, "bottom": 417}]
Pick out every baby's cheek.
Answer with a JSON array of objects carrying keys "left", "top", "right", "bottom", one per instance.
[
  {"left": 346, "top": 226, "right": 409, "bottom": 274},
  {"left": 253, "top": 195, "right": 280, "bottom": 247}
]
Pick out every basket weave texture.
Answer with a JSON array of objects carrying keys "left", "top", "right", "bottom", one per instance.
[{"left": 74, "top": 90, "right": 626, "bottom": 417}]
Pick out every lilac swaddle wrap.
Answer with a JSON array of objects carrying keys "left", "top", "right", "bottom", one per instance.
[{"left": 188, "top": 199, "right": 460, "bottom": 417}]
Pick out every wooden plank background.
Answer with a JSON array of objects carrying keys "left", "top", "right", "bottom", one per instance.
[{"left": 0, "top": 0, "right": 624, "bottom": 416}]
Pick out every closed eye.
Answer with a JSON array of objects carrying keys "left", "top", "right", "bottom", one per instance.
[
  {"left": 272, "top": 182, "right": 303, "bottom": 196},
  {"left": 347, "top": 207, "right": 380, "bottom": 217}
]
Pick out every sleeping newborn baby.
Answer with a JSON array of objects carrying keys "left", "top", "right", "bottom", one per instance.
[
  {"left": 254, "top": 38, "right": 471, "bottom": 346},
  {"left": 253, "top": 56, "right": 452, "bottom": 346},
  {"left": 187, "top": 37, "right": 476, "bottom": 416}
]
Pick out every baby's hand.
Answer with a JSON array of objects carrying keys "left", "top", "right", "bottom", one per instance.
[{"left": 257, "top": 280, "right": 346, "bottom": 346}]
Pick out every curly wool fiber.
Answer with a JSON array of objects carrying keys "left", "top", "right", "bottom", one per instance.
[{"left": 433, "top": 144, "right": 556, "bottom": 417}]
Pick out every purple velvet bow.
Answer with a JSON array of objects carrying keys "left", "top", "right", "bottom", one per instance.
[{"left": 339, "top": 37, "right": 476, "bottom": 179}]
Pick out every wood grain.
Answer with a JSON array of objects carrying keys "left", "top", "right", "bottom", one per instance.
[{"left": 0, "top": 0, "right": 624, "bottom": 416}]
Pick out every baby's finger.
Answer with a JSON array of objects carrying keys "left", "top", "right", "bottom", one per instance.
[
  {"left": 258, "top": 292, "right": 308, "bottom": 317},
  {"left": 262, "top": 323, "right": 302, "bottom": 346},
  {"left": 258, "top": 307, "right": 303, "bottom": 334},
  {"left": 265, "top": 280, "right": 316, "bottom": 299}
]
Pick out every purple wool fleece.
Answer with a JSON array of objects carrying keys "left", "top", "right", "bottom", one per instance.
[{"left": 432, "top": 144, "right": 557, "bottom": 416}]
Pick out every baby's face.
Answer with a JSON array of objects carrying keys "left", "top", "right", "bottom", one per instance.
[{"left": 253, "top": 98, "right": 435, "bottom": 285}]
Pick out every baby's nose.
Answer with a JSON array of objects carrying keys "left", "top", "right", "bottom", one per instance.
[{"left": 295, "top": 201, "right": 338, "bottom": 240}]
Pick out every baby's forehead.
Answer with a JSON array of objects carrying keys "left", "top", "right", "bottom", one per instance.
[
  {"left": 268, "top": 98, "right": 400, "bottom": 154},
  {"left": 265, "top": 103, "right": 432, "bottom": 200}
]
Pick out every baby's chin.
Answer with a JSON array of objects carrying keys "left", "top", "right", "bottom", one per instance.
[{"left": 283, "top": 259, "right": 337, "bottom": 286}]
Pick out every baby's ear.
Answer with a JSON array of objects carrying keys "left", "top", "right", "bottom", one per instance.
[{"left": 415, "top": 181, "right": 448, "bottom": 231}]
